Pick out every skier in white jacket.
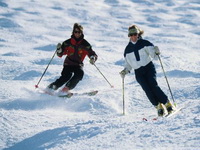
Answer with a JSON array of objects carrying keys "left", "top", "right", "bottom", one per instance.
[{"left": 120, "top": 24, "right": 175, "bottom": 116}]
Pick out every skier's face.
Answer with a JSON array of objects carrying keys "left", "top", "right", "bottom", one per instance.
[
  {"left": 74, "top": 28, "right": 82, "bottom": 39},
  {"left": 130, "top": 33, "right": 138, "bottom": 42}
]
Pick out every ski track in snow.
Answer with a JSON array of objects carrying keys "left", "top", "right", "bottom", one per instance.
[{"left": 0, "top": 0, "right": 200, "bottom": 150}]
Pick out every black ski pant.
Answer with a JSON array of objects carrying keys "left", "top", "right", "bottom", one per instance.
[
  {"left": 52, "top": 65, "right": 84, "bottom": 90},
  {"left": 134, "top": 62, "right": 168, "bottom": 106}
]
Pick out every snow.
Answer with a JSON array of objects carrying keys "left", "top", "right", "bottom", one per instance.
[{"left": 0, "top": 0, "right": 200, "bottom": 149}]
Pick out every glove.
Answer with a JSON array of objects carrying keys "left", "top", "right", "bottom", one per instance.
[
  {"left": 89, "top": 56, "right": 96, "bottom": 65},
  {"left": 120, "top": 68, "right": 130, "bottom": 78},
  {"left": 154, "top": 46, "right": 160, "bottom": 55},
  {"left": 56, "top": 43, "right": 63, "bottom": 57},
  {"left": 56, "top": 43, "right": 62, "bottom": 53}
]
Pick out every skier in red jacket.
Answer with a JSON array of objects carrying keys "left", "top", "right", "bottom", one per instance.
[{"left": 47, "top": 23, "right": 98, "bottom": 94}]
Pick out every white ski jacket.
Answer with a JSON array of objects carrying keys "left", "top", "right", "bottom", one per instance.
[{"left": 124, "top": 38, "right": 158, "bottom": 71}]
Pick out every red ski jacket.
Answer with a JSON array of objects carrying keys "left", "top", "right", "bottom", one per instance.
[{"left": 58, "top": 35, "right": 97, "bottom": 66}]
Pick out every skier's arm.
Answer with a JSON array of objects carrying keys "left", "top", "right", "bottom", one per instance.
[
  {"left": 56, "top": 40, "right": 70, "bottom": 57},
  {"left": 120, "top": 59, "right": 131, "bottom": 78},
  {"left": 87, "top": 45, "right": 98, "bottom": 65},
  {"left": 124, "top": 59, "right": 132, "bottom": 72},
  {"left": 145, "top": 46, "right": 160, "bottom": 60}
]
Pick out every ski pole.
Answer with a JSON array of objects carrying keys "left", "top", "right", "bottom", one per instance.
[
  {"left": 122, "top": 76, "right": 125, "bottom": 115},
  {"left": 35, "top": 49, "right": 57, "bottom": 88},
  {"left": 158, "top": 55, "right": 176, "bottom": 106},
  {"left": 93, "top": 63, "right": 114, "bottom": 88}
]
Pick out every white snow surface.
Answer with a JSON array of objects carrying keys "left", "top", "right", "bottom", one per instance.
[{"left": 0, "top": 0, "right": 200, "bottom": 150}]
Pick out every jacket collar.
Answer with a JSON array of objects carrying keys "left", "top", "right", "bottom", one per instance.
[{"left": 71, "top": 34, "right": 84, "bottom": 45}]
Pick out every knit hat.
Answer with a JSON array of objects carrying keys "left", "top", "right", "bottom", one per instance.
[
  {"left": 73, "top": 23, "right": 83, "bottom": 33},
  {"left": 128, "top": 25, "right": 143, "bottom": 37},
  {"left": 129, "top": 28, "right": 139, "bottom": 34}
]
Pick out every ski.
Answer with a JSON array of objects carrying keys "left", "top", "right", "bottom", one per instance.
[
  {"left": 142, "top": 117, "right": 158, "bottom": 121},
  {"left": 58, "top": 90, "right": 98, "bottom": 98},
  {"left": 143, "top": 107, "right": 183, "bottom": 121},
  {"left": 37, "top": 87, "right": 98, "bottom": 98},
  {"left": 165, "top": 107, "right": 183, "bottom": 118}
]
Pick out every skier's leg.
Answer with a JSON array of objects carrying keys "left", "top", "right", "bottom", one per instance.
[
  {"left": 146, "top": 63, "right": 168, "bottom": 104},
  {"left": 65, "top": 66, "right": 84, "bottom": 90},
  {"left": 48, "top": 66, "right": 72, "bottom": 90},
  {"left": 135, "top": 73, "right": 158, "bottom": 106}
]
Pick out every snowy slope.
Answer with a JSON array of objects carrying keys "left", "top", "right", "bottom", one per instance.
[{"left": 0, "top": 0, "right": 200, "bottom": 150}]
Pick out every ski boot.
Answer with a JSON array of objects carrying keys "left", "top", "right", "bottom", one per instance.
[
  {"left": 44, "top": 83, "right": 58, "bottom": 95},
  {"left": 47, "top": 83, "right": 58, "bottom": 90},
  {"left": 61, "top": 86, "right": 70, "bottom": 93},
  {"left": 165, "top": 101, "right": 175, "bottom": 114},
  {"left": 59, "top": 86, "right": 73, "bottom": 98},
  {"left": 155, "top": 103, "right": 165, "bottom": 117}
]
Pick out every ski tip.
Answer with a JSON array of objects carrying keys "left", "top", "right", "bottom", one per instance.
[
  {"left": 111, "top": 85, "right": 114, "bottom": 88},
  {"left": 35, "top": 85, "right": 39, "bottom": 88},
  {"left": 152, "top": 118, "right": 158, "bottom": 121},
  {"left": 142, "top": 118, "right": 148, "bottom": 121},
  {"left": 95, "top": 90, "right": 98, "bottom": 93}
]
